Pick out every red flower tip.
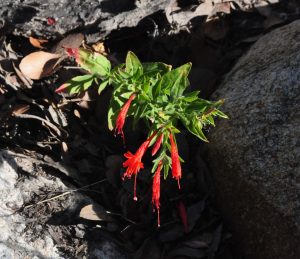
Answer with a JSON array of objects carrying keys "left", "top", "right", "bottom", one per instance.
[
  {"left": 151, "top": 134, "right": 163, "bottom": 156},
  {"left": 170, "top": 133, "right": 182, "bottom": 189},
  {"left": 178, "top": 201, "right": 188, "bottom": 233},
  {"left": 152, "top": 160, "right": 162, "bottom": 227},
  {"left": 65, "top": 47, "right": 79, "bottom": 58},
  {"left": 115, "top": 94, "right": 136, "bottom": 143},
  {"left": 47, "top": 17, "right": 56, "bottom": 26},
  {"left": 55, "top": 83, "right": 69, "bottom": 93}
]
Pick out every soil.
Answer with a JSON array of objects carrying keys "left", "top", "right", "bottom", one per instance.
[{"left": 0, "top": 1, "right": 299, "bottom": 258}]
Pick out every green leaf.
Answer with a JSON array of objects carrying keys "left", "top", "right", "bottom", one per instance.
[
  {"left": 63, "top": 74, "right": 94, "bottom": 94},
  {"left": 180, "top": 113, "right": 208, "bottom": 142},
  {"left": 142, "top": 62, "right": 171, "bottom": 76},
  {"left": 159, "top": 63, "right": 191, "bottom": 100},
  {"left": 215, "top": 109, "right": 229, "bottom": 119},
  {"left": 98, "top": 79, "right": 109, "bottom": 95},
  {"left": 125, "top": 51, "right": 143, "bottom": 76},
  {"left": 77, "top": 49, "right": 111, "bottom": 77},
  {"left": 182, "top": 91, "right": 200, "bottom": 102},
  {"left": 170, "top": 63, "right": 191, "bottom": 99}
]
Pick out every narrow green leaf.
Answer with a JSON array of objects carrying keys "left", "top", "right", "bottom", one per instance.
[{"left": 98, "top": 79, "right": 109, "bottom": 95}]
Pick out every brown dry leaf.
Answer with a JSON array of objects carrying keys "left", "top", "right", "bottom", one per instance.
[
  {"left": 29, "top": 37, "right": 48, "bottom": 49},
  {"left": 210, "top": 2, "right": 231, "bottom": 16},
  {"left": 11, "top": 104, "right": 30, "bottom": 116},
  {"left": 74, "top": 109, "right": 81, "bottom": 119},
  {"left": 79, "top": 204, "right": 114, "bottom": 222},
  {"left": 19, "top": 51, "right": 62, "bottom": 80},
  {"left": 5, "top": 73, "right": 21, "bottom": 89},
  {"left": 51, "top": 33, "right": 84, "bottom": 55},
  {"left": 92, "top": 41, "right": 107, "bottom": 55},
  {"left": 61, "top": 141, "right": 68, "bottom": 153}
]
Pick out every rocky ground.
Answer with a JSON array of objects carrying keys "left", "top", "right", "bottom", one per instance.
[{"left": 0, "top": 0, "right": 299, "bottom": 258}]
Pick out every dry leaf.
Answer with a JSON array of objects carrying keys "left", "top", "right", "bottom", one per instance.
[
  {"left": 51, "top": 33, "right": 84, "bottom": 55},
  {"left": 29, "top": 37, "right": 48, "bottom": 49},
  {"left": 79, "top": 204, "right": 114, "bottom": 222},
  {"left": 19, "top": 51, "right": 62, "bottom": 80},
  {"left": 92, "top": 41, "right": 107, "bottom": 55},
  {"left": 210, "top": 2, "right": 231, "bottom": 16},
  {"left": 11, "top": 104, "right": 30, "bottom": 116},
  {"left": 74, "top": 109, "right": 81, "bottom": 119},
  {"left": 61, "top": 141, "right": 68, "bottom": 153}
]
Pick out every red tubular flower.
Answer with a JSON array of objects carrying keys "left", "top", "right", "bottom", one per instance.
[
  {"left": 55, "top": 83, "right": 69, "bottom": 93},
  {"left": 170, "top": 133, "right": 182, "bottom": 189},
  {"left": 151, "top": 134, "right": 163, "bottom": 156},
  {"left": 152, "top": 160, "right": 162, "bottom": 227},
  {"left": 123, "top": 132, "right": 156, "bottom": 200},
  {"left": 115, "top": 94, "right": 136, "bottom": 142}
]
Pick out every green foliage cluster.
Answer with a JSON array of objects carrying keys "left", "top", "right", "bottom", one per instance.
[{"left": 60, "top": 49, "right": 227, "bottom": 178}]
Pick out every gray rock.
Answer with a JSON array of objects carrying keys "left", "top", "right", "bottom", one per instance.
[
  {"left": 0, "top": 150, "right": 125, "bottom": 258},
  {"left": 204, "top": 20, "right": 300, "bottom": 259},
  {"left": 0, "top": 0, "right": 171, "bottom": 42}
]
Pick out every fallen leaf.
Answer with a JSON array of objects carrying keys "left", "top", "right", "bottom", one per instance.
[
  {"left": 11, "top": 104, "right": 30, "bottom": 116},
  {"left": 92, "top": 41, "right": 107, "bottom": 55},
  {"left": 61, "top": 141, "right": 68, "bottom": 153},
  {"left": 19, "top": 51, "right": 62, "bottom": 80},
  {"left": 74, "top": 109, "right": 81, "bottom": 119},
  {"left": 29, "top": 37, "right": 48, "bottom": 49},
  {"left": 51, "top": 33, "right": 84, "bottom": 55},
  {"left": 210, "top": 2, "right": 231, "bottom": 16},
  {"left": 79, "top": 204, "right": 114, "bottom": 222}
]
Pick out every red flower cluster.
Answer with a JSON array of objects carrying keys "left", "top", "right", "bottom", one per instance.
[{"left": 117, "top": 97, "right": 183, "bottom": 227}]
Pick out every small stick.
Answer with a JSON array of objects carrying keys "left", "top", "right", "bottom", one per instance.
[
  {"left": 13, "top": 113, "right": 62, "bottom": 137},
  {"left": 23, "top": 179, "right": 107, "bottom": 209}
]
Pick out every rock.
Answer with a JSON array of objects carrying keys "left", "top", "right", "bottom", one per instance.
[
  {"left": 204, "top": 20, "right": 300, "bottom": 259},
  {"left": 0, "top": 0, "right": 172, "bottom": 42},
  {"left": 0, "top": 150, "right": 125, "bottom": 258}
]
